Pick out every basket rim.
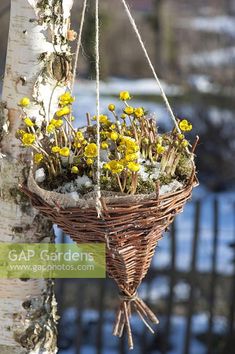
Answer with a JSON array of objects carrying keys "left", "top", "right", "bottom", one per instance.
[{"left": 21, "top": 167, "right": 199, "bottom": 211}]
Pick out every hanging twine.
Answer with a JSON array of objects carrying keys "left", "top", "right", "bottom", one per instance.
[
  {"left": 95, "top": 0, "right": 102, "bottom": 217},
  {"left": 71, "top": 0, "right": 88, "bottom": 92},
  {"left": 120, "top": 0, "right": 181, "bottom": 133}
]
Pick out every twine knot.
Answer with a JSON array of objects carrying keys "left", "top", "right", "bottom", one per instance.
[{"left": 119, "top": 291, "right": 138, "bottom": 302}]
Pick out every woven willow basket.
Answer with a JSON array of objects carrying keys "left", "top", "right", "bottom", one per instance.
[{"left": 21, "top": 168, "right": 198, "bottom": 349}]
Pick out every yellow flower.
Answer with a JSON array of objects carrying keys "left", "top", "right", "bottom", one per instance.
[
  {"left": 56, "top": 106, "right": 70, "bottom": 117},
  {"left": 24, "top": 117, "right": 34, "bottom": 127},
  {"left": 71, "top": 166, "right": 79, "bottom": 174},
  {"left": 59, "top": 92, "right": 74, "bottom": 106},
  {"left": 108, "top": 104, "right": 115, "bottom": 112},
  {"left": 101, "top": 141, "right": 109, "bottom": 149},
  {"left": 106, "top": 160, "right": 124, "bottom": 174},
  {"left": 101, "top": 131, "right": 109, "bottom": 138},
  {"left": 127, "top": 162, "right": 140, "bottom": 172},
  {"left": 46, "top": 124, "right": 55, "bottom": 133},
  {"left": 86, "top": 158, "right": 94, "bottom": 165},
  {"left": 156, "top": 144, "right": 165, "bottom": 154},
  {"left": 59, "top": 147, "right": 70, "bottom": 157},
  {"left": 120, "top": 136, "right": 139, "bottom": 153},
  {"left": 110, "top": 124, "right": 116, "bottom": 130},
  {"left": 76, "top": 131, "right": 84, "bottom": 141},
  {"left": 124, "top": 106, "right": 134, "bottom": 115},
  {"left": 103, "top": 163, "right": 109, "bottom": 170},
  {"left": 22, "top": 133, "right": 36, "bottom": 146},
  {"left": 99, "top": 115, "right": 109, "bottom": 124},
  {"left": 134, "top": 107, "right": 144, "bottom": 118},
  {"left": 16, "top": 129, "right": 25, "bottom": 136},
  {"left": 110, "top": 131, "right": 119, "bottom": 141},
  {"left": 34, "top": 153, "right": 43, "bottom": 164},
  {"left": 121, "top": 114, "right": 127, "bottom": 120},
  {"left": 177, "top": 133, "right": 185, "bottom": 140},
  {"left": 51, "top": 146, "right": 60, "bottom": 153},
  {"left": 125, "top": 153, "right": 138, "bottom": 162},
  {"left": 19, "top": 97, "right": 30, "bottom": 107},
  {"left": 120, "top": 91, "right": 131, "bottom": 101},
  {"left": 71, "top": 116, "right": 75, "bottom": 121},
  {"left": 52, "top": 119, "right": 63, "bottom": 128},
  {"left": 84, "top": 143, "right": 98, "bottom": 158},
  {"left": 74, "top": 141, "right": 81, "bottom": 148},
  {"left": 179, "top": 119, "right": 192, "bottom": 132},
  {"left": 181, "top": 140, "right": 189, "bottom": 148}
]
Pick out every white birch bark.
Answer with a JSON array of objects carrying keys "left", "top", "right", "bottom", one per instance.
[{"left": 0, "top": 0, "right": 74, "bottom": 353}]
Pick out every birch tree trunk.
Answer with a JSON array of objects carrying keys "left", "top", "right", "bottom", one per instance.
[{"left": 0, "top": 1, "right": 74, "bottom": 353}]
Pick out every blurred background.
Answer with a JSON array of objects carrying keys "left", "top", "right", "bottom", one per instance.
[{"left": 1, "top": 0, "right": 235, "bottom": 353}]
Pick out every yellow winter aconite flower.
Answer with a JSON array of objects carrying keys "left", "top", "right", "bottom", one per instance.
[
  {"left": 99, "top": 115, "right": 109, "bottom": 124},
  {"left": 56, "top": 106, "right": 70, "bottom": 117},
  {"left": 120, "top": 91, "right": 131, "bottom": 101},
  {"left": 19, "top": 97, "right": 30, "bottom": 107},
  {"left": 177, "top": 133, "right": 185, "bottom": 140},
  {"left": 84, "top": 143, "right": 98, "bottom": 158},
  {"left": 74, "top": 141, "right": 81, "bottom": 148},
  {"left": 181, "top": 140, "right": 189, "bottom": 148},
  {"left": 110, "top": 124, "right": 116, "bottom": 130},
  {"left": 16, "top": 129, "right": 25, "bottom": 136},
  {"left": 156, "top": 144, "right": 165, "bottom": 154},
  {"left": 34, "top": 153, "right": 43, "bottom": 164},
  {"left": 46, "top": 124, "right": 55, "bottom": 133},
  {"left": 22, "top": 133, "right": 36, "bottom": 146},
  {"left": 110, "top": 131, "right": 119, "bottom": 141},
  {"left": 101, "top": 141, "right": 109, "bottom": 149},
  {"left": 179, "top": 119, "right": 192, "bottom": 132},
  {"left": 76, "top": 131, "right": 84, "bottom": 141},
  {"left": 86, "top": 158, "right": 94, "bottom": 165},
  {"left": 51, "top": 146, "right": 60, "bottom": 153},
  {"left": 59, "top": 147, "right": 70, "bottom": 157},
  {"left": 120, "top": 136, "right": 139, "bottom": 153},
  {"left": 24, "top": 117, "right": 34, "bottom": 127},
  {"left": 121, "top": 114, "right": 127, "bottom": 120},
  {"left": 108, "top": 104, "right": 115, "bottom": 112},
  {"left": 71, "top": 166, "right": 79, "bottom": 174},
  {"left": 124, "top": 106, "right": 134, "bottom": 115},
  {"left": 125, "top": 153, "right": 138, "bottom": 162},
  {"left": 59, "top": 92, "right": 74, "bottom": 106},
  {"left": 52, "top": 119, "right": 63, "bottom": 128},
  {"left": 134, "top": 107, "right": 144, "bottom": 118},
  {"left": 127, "top": 162, "right": 140, "bottom": 172},
  {"left": 106, "top": 160, "right": 124, "bottom": 174}
]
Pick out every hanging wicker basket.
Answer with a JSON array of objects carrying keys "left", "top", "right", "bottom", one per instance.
[{"left": 20, "top": 167, "right": 198, "bottom": 349}]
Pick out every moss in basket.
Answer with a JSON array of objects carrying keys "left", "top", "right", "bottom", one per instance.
[{"left": 16, "top": 91, "right": 195, "bottom": 196}]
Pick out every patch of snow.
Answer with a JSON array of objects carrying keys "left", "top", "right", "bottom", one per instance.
[
  {"left": 55, "top": 175, "right": 93, "bottom": 194},
  {"left": 187, "top": 75, "right": 219, "bottom": 94},
  {"left": 160, "top": 180, "right": 183, "bottom": 195},
  {"left": 183, "top": 16, "right": 235, "bottom": 37},
  {"left": 187, "top": 47, "right": 235, "bottom": 68},
  {"left": 35, "top": 168, "right": 46, "bottom": 183}
]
